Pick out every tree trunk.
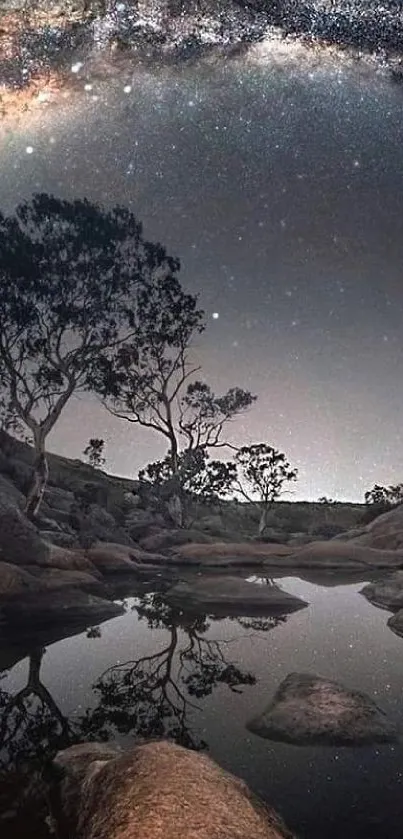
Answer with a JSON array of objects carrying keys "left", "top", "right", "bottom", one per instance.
[
  {"left": 24, "top": 431, "right": 49, "bottom": 521},
  {"left": 258, "top": 506, "right": 268, "bottom": 537},
  {"left": 168, "top": 432, "right": 184, "bottom": 528}
]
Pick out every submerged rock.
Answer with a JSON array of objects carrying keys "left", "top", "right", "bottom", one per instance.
[
  {"left": 53, "top": 739, "right": 296, "bottom": 839},
  {"left": 360, "top": 571, "right": 403, "bottom": 611},
  {"left": 164, "top": 575, "right": 308, "bottom": 616},
  {"left": 247, "top": 672, "right": 398, "bottom": 746}
]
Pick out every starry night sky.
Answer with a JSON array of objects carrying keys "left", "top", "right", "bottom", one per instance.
[{"left": 1, "top": 37, "right": 403, "bottom": 502}]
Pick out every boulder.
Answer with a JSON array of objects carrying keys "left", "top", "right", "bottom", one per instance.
[
  {"left": 0, "top": 561, "right": 43, "bottom": 595},
  {"left": 39, "top": 530, "right": 80, "bottom": 549},
  {"left": 247, "top": 672, "right": 398, "bottom": 746},
  {"left": 139, "top": 528, "right": 215, "bottom": 552},
  {"left": 284, "top": 540, "right": 403, "bottom": 569},
  {"left": 73, "top": 503, "right": 134, "bottom": 547},
  {"left": 0, "top": 492, "right": 50, "bottom": 566},
  {"left": 342, "top": 504, "right": 403, "bottom": 550},
  {"left": 169, "top": 541, "right": 294, "bottom": 566},
  {"left": 86, "top": 542, "right": 166, "bottom": 574},
  {"left": 125, "top": 509, "right": 164, "bottom": 539},
  {"left": 164, "top": 576, "right": 308, "bottom": 617},
  {"left": 43, "top": 485, "right": 75, "bottom": 512},
  {"left": 45, "top": 507, "right": 76, "bottom": 526},
  {"left": 53, "top": 740, "right": 295, "bottom": 839},
  {"left": 0, "top": 588, "right": 124, "bottom": 631},
  {"left": 0, "top": 471, "right": 26, "bottom": 508},
  {"left": 360, "top": 571, "right": 403, "bottom": 611},
  {"left": 387, "top": 609, "right": 403, "bottom": 637},
  {"left": 38, "top": 543, "right": 102, "bottom": 576}
]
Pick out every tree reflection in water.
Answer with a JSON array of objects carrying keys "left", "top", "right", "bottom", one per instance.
[
  {"left": 79, "top": 592, "right": 264, "bottom": 750},
  {"left": 0, "top": 589, "right": 288, "bottom": 838}
]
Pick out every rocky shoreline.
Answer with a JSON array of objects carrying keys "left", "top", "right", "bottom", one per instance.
[{"left": 0, "top": 430, "right": 403, "bottom": 634}]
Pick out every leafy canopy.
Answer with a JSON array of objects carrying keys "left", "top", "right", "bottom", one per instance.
[
  {"left": 235, "top": 443, "right": 298, "bottom": 505},
  {"left": 0, "top": 192, "right": 181, "bottom": 440}
]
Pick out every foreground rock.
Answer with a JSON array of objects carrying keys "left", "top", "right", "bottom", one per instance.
[
  {"left": 387, "top": 609, "right": 403, "bottom": 638},
  {"left": 164, "top": 576, "right": 308, "bottom": 617},
  {"left": 0, "top": 588, "right": 123, "bottom": 633},
  {"left": 360, "top": 571, "right": 403, "bottom": 611},
  {"left": 169, "top": 541, "right": 294, "bottom": 566},
  {"left": 247, "top": 673, "right": 398, "bottom": 746},
  {"left": 53, "top": 739, "right": 295, "bottom": 839}
]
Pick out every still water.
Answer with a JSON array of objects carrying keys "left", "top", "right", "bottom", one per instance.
[{"left": 1, "top": 573, "right": 403, "bottom": 838}]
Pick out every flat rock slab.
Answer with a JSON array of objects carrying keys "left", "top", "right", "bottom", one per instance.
[
  {"left": 361, "top": 571, "right": 403, "bottom": 611},
  {"left": 169, "top": 542, "right": 294, "bottom": 566},
  {"left": 247, "top": 673, "right": 398, "bottom": 746},
  {"left": 164, "top": 576, "right": 308, "bottom": 617},
  {"left": 387, "top": 609, "right": 403, "bottom": 638}
]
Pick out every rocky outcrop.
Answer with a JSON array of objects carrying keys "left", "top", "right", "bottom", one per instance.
[
  {"left": 346, "top": 504, "right": 403, "bottom": 551},
  {"left": 53, "top": 739, "right": 296, "bottom": 839},
  {"left": 164, "top": 576, "right": 308, "bottom": 617},
  {"left": 247, "top": 673, "right": 398, "bottom": 746},
  {"left": 360, "top": 571, "right": 403, "bottom": 611}
]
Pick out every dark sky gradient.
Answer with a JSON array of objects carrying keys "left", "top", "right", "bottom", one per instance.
[{"left": 1, "top": 38, "right": 403, "bottom": 501}]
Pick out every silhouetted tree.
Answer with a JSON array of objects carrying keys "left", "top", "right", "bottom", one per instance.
[
  {"left": 139, "top": 447, "right": 237, "bottom": 524},
  {"left": 364, "top": 482, "right": 403, "bottom": 507},
  {"left": 0, "top": 193, "right": 180, "bottom": 519},
  {"left": 92, "top": 300, "right": 255, "bottom": 524},
  {"left": 360, "top": 482, "right": 403, "bottom": 524},
  {"left": 234, "top": 444, "right": 298, "bottom": 536},
  {"left": 83, "top": 438, "right": 106, "bottom": 469}
]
